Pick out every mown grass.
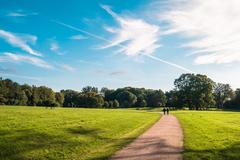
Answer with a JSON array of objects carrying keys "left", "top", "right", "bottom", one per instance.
[
  {"left": 0, "top": 106, "right": 160, "bottom": 160},
  {"left": 174, "top": 111, "right": 240, "bottom": 160}
]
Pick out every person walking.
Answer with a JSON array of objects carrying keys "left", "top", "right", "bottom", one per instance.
[
  {"left": 166, "top": 108, "right": 169, "bottom": 115},
  {"left": 163, "top": 108, "right": 166, "bottom": 115}
]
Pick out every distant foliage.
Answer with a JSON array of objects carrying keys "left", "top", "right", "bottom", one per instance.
[
  {"left": 224, "top": 89, "right": 240, "bottom": 109},
  {"left": 1, "top": 74, "right": 240, "bottom": 109},
  {"left": 0, "top": 78, "right": 59, "bottom": 107}
]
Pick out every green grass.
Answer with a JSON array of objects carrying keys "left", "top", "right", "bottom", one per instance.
[
  {"left": 0, "top": 106, "right": 160, "bottom": 160},
  {"left": 173, "top": 111, "right": 240, "bottom": 160}
]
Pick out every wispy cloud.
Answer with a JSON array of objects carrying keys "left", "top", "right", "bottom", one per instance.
[
  {"left": 7, "top": 12, "right": 26, "bottom": 17},
  {"left": 6, "top": 10, "right": 38, "bottom": 17},
  {"left": 60, "top": 64, "right": 75, "bottom": 72},
  {"left": 109, "top": 70, "right": 127, "bottom": 76},
  {"left": 49, "top": 41, "right": 64, "bottom": 55},
  {"left": 100, "top": 5, "right": 161, "bottom": 57},
  {"left": 0, "top": 52, "right": 52, "bottom": 69},
  {"left": 50, "top": 42, "right": 59, "bottom": 51},
  {"left": 0, "top": 29, "right": 41, "bottom": 56},
  {"left": 52, "top": 18, "right": 193, "bottom": 72},
  {"left": 70, "top": 34, "right": 88, "bottom": 40},
  {"left": 159, "top": 0, "right": 240, "bottom": 64}
]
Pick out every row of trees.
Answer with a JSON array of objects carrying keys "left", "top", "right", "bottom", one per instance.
[
  {"left": 166, "top": 74, "right": 238, "bottom": 110},
  {"left": 0, "top": 78, "right": 64, "bottom": 106},
  {"left": 0, "top": 74, "right": 240, "bottom": 109},
  {"left": 61, "top": 87, "right": 166, "bottom": 108}
]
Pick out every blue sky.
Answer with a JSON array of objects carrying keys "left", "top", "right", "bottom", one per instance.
[{"left": 0, "top": 0, "right": 240, "bottom": 91}]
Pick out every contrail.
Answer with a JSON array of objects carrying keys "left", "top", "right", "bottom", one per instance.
[{"left": 52, "top": 20, "right": 194, "bottom": 73}]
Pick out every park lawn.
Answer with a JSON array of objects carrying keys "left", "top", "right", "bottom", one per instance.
[
  {"left": 0, "top": 106, "right": 160, "bottom": 160},
  {"left": 174, "top": 111, "right": 240, "bottom": 160}
]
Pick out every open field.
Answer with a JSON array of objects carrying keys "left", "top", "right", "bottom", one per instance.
[
  {"left": 174, "top": 111, "right": 240, "bottom": 160},
  {"left": 0, "top": 106, "right": 160, "bottom": 160}
]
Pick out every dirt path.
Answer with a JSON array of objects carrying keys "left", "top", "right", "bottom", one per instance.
[{"left": 110, "top": 115, "right": 183, "bottom": 160}]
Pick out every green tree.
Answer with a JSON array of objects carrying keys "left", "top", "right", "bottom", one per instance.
[
  {"left": 174, "top": 74, "right": 215, "bottom": 110},
  {"left": 55, "top": 92, "right": 64, "bottom": 106},
  {"left": 135, "top": 95, "right": 147, "bottom": 107},
  {"left": 146, "top": 90, "right": 166, "bottom": 107},
  {"left": 116, "top": 91, "right": 137, "bottom": 107},
  {"left": 103, "top": 101, "right": 109, "bottom": 108},
  {"left": 214, "top": 83, "right": 233, "bottom": 108},
  {"left": 113, "top": 99, "right": 120, "bottom": 108},
  {"left": 82, "top": 86, "right": 98, "bottom": 93}
]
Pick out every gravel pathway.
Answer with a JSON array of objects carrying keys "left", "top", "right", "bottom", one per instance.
[{"left": 110, "top": 115, "right": 183, "bottom": 160}]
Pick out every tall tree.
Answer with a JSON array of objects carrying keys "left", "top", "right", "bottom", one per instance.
[
  {"left": 146, "top": 90, "right": 166, "bottom": 107},
  {"left": 55, "top": 92, "right": 64, "bottom": 106},
  {"left": 214, "top": 83, "right": 233, "bottom": 108},
  {"left": 82, "top": 86, "right": 98, "bottom": 93},
  {"left": 116, "top": 91, "right": 137, "bottom": 107},
  {"left": 174, "top": 74, "right": 215, "bottom": 110}
]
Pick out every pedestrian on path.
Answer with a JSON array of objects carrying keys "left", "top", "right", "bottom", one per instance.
[
  {"left": 163, "top": 108, "right": 166, "bottom": 115},
  {"left": 167, "top": 108, "right": 169, "bottom": 115}
]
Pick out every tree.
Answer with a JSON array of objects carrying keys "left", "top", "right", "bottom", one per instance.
[
  {"left": 224, "top": 89, "right": 240, "bottom": 109},
  {"left": 61, "top": 90, "right": 79, "bottom": 107},
  {"left": 116, "top": 91, "right": 137, "bottom": 107},
  {"left": 165, "top": 90, "right": 180, "bottom": 109},
  {"left": 214, "top": 83, "right": 233, "bottom": 108},
  {"left": 146, "top": 90, "right": 166, "bottom": 107},
  {"left": 55, "top": 92, "right": 64, "bottom": 106},
  {"left": 103, "top": 101, "right": 109, "bottom": 108},
  {"left": 34, "top": 86, "right": 56, "bottom": 106},
  {"left": 135, "top": 95, "right": 147, "bottom": 107},
  {"left": 113, "top": 99, "right": 120, "bottom": 108},
  {"left": 82, "top": 86, "right": 98, "bottom": 93},
  {"left": 174, "top": 74, "right": 215, "bottom": 110}
]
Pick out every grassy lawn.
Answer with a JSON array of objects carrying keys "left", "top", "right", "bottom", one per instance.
[
  {"left": 0, "top": 106, "right": 160, "bottom": 160},
  {"left": 174, "top": 111, "right": 240, "bottom": 160}
]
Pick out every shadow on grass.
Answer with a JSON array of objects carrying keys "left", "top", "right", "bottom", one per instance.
[
  {"left": 184, "top": 143, "right": 240, "bottom": 160},
  {"left": 0, "top": 129, "right": 51, "bottom": 159},
  {"left": 0, "top": 129, "right": 87, "bottom": 160},
  {"left": 0, "top": 126, "right": 136, "bottom": 160}
]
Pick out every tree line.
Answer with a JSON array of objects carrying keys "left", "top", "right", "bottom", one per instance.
[{"left": 0, "top": 74, "right": 239, "bottom": 110}]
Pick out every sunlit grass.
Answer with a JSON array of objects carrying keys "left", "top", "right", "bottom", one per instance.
[
  {"left": 174, "top": 111, "right": 240, "bottom": 160},
  {"left": 0, "top": 106, "right": 160, "bottom": 160}
]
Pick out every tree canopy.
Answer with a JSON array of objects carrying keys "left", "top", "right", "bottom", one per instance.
[{"left": 1, "top": 74, "right": 240, "bottom": 110}]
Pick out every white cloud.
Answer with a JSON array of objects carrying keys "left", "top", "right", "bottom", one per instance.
[
  {"left": 7, "top": 10, "right": 38, "bottom": 17},
  {"left": 7, "top": 12, "right": 27, "bottom": 17},
  {"left": 0, "top": 29, "right": 41, "bottom": 56},
  {"left": 60, "top": 64, "right": 75, "bottom": 72},
  {"left": 100, "top": 5, "right": 161, "bottom": 57},
  {"left": 70, "top": 34, "right": 88, "bottom": 40},
  {"left": 109, "top": 70, "right": 127, "bottom": 76},
  {"left": 0, "top": 52, "right": 52, "bottom": 69},
  {"left": 159, "top": 0, "right": 240, "bottom": 64},
  {"left": 53, "top": 19, "right": 193, "bottom": 73},
  {"left": 50, "top": 41, "right": 64, "bottom": 55},
  {"left": 50, "top": 42, "right": 59, "bottom": 51}
]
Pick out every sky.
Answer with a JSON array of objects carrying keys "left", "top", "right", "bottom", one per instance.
[{"left": 0, "top": 0, "right": 240, "bottom": 91}]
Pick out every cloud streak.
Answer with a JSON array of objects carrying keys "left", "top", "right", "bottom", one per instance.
[
  {"left": 109, "top": 70, "right": 127, "bottom": 76},
  {"left": 0, "top": 29, "right": 41, "bottom": 56},
  {"left": 52, "top": 18, "right": 193, "bottom": 72},
  {"left": 70, "top": 34, "right": 88, "bottom": 40},
  {"left": 159, "top": 0, "right": 240, "bottom": 64},
  {"left": 6, "top": 10, "right": 38, "bottom": 17},
  {"left": 100, "top": 5, "right": 161, "bottom": 56},
  {"left": 60, "top": 64, "right": 75, "bottom": 72},
  {"left": 0, "top": 52, "right": 52, "bottom": 69}
]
